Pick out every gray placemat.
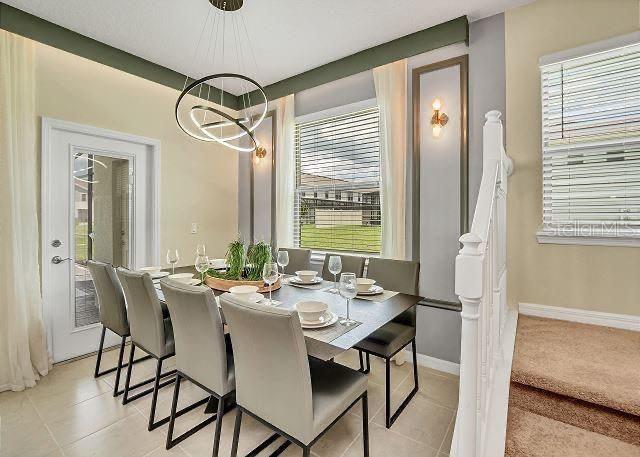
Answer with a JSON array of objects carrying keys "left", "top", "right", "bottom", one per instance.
[
  {"left": 302, "top": 318, "right": 362, "bottom": 343},
  {"left": 355, "top": 290, "right": 400, "bottom": 302}
]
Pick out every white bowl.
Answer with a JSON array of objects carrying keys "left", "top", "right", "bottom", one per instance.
[
  {"left": 168, "top": 273, "right": 194, "bottom": 284},
  {"left": 355, "top": 278, "right": 376, "bottom": 293},
  {"left": 139, "top": 266, "right": 162, "bottom": 274},
  {"left": 296, "top": 270, "right": 318, "bottom": 283},
  {"left": 295, "top": 300, "right": 328, "bottom": 322},
  {"left": 209, "top": 258, "right": 227, "bottom": 269},
  {"left": 229, "top": 285, "right": 259, "bottom": 301}
]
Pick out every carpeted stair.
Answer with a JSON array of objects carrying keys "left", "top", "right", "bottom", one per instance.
[{"left": 505, "top": 315, "right": 640, "bottom": 456}]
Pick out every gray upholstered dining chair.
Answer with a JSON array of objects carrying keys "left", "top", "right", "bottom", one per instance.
[
  {"left": 355, "top": 257, "right": 420, "bottom": 428},
  {"left": 160, "top": 280, "right": 235, "bottom": 455},
  {"left": 87, "top": 260, "right": 150, "bottom": 397},
  {"left": 321, "top": 254, "right": 365, "bottom": 281},
  {"left": 116, "top": 268, "right": 177, "bottom": 431},
  {"left": 278, "top": 247, "right": 312, "bottom": 275},
  {"left": 219, "top": 295, "right": 370, "bottom": 457}
]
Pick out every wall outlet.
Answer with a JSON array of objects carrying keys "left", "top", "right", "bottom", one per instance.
[{"left": 191, "top": 222, "right": 198, "bottom": 234}]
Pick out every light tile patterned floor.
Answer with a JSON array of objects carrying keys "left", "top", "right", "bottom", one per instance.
[{"left": 0, "top": 348, "right": 458, "bottom": 457}]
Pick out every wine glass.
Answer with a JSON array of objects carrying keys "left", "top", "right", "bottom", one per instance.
[
  {"left": 338, "top": 272, "right": 357, "bottom": 326},
  {"left": 277, "top": 250, "right": 289, "bottom": 277},
  {"left": 262, "top": 261, "right": 279, "bottom": 306},
  {"left": 166, "top": 249, "right": 179, "bottom": 275},
  {"left": 195, "top": 254, "right": 209, "bottom": 285},
  {"left": 328, "top": 255, "right": 342, "bottom": 293},
  {"left": 196, "top": 244, "right": 206, "bottom": 256}
]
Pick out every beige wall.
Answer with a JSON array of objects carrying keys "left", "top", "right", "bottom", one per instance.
[
  {"left": 505, "top": 0, "right": 640, "bottom": 315},
  {"left": 35, "top": 42, "right": 239, "bottom": 265}
]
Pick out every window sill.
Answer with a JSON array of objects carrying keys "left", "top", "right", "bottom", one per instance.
[
  {"left": 536, "top": 229, "right": 640, "bottom": 248},
  {"left": 309, "top": 250, "right": 378, "bottom": 263}
]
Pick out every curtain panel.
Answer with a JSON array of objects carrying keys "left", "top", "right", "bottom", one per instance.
[
  {"left": 0, "top": 31, "right": 50, "bottom": 391},
  {"left": 274, "top": 94, "right": 296, "bottom": 249},
  {"left": 373, "top": 60, "right": 408, "bottom": 260}
]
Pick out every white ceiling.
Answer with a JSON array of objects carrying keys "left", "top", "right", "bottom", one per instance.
[{"left": 5, "top": 0, "right": 529, "bottom": 94}]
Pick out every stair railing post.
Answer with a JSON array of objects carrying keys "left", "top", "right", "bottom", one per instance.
[{"left": 455, "top": 233, "right": 484, "bottom": 457}]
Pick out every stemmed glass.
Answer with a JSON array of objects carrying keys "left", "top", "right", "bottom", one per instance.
[
  {"left": 195, "top": 254, "right": 209, "bottom": 285},
  {"left": 166, "top": 249, "right": 179, "bottom": 275},
  {"left": 262, "top": 261, "right": 279, "bottom": 306},
  {"left": 196, "top": 244, "right": 206, "bottom": 256},
  {"left": 339, "top": 272, "right": 357, "bottom": 327},
  {"left": 277, "top": 250, "right": 289, "bottom": 278},
  {"left": 328, "top": 255, "right": 342, "bottom": 293}
]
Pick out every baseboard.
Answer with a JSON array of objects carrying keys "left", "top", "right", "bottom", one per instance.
[
  {"left": 404, "top": 350, "right": 460, "bottom": 376},
  {"left": 519, "top": 302, "right": 640, "bottom": 331}
]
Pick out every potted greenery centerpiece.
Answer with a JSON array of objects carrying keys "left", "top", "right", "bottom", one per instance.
[{"left": 204, "top": 238, "right": 281, "bottom": 292}]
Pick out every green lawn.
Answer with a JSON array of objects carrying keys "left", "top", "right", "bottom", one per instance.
[
  {"left": 75, "top": 221, "right": 89, "bottom": 261},
  {"left": 300, "top": 224, "right": 381, "bottom": 253}
]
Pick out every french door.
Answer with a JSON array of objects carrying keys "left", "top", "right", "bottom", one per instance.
[{"left": 41, "top": 118, "right": 160, "bottom": 362}]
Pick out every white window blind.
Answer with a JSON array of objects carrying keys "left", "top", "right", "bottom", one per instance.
[
  {"left": 294, "top": 107, "right": 382, "bottom": 253},
  {"left": 540, "top": 41, "right": 640, "bottom": 238}
]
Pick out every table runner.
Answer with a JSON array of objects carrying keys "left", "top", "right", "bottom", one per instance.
[{"left": 302, "top": 318, "right": 362, "bottom": 343}]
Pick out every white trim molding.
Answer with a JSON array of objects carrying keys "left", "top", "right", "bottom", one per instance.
[
  {"left": 519, "top": 302, "right": 640, "bottom": 332},
  {"left": 404, "top": 350, "right": 460, "bottom": 376}
]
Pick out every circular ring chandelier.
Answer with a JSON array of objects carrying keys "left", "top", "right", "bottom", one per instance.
[{"left": 175, "top": 0, "right": 266, "bottom": 152}]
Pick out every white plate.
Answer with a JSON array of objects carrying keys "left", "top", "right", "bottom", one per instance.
[
  {"left": 289, "top": 277, "right": 323, "bottom": 285},
  {"left": 247, "top": 293, "right": 264, "bottom": 303},
  {"left": 150, "top": 271, "right": 169, "bottom": 279},
  {"left": 300, "top": 311, "right": 338, "bottom": 328},
  {"left": 357, "top": 285, "right": 384, "bottom": 296},
  {"left": 188, "top": 278, "right": 201, "bottom": 285}
]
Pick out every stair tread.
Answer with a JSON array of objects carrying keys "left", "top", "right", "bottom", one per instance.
[
  {"left": 505, "top": 407, "right": 640, "bottom": 457},
  {"left": 511, "top": 316, "right": 640, "bottom": 416}
]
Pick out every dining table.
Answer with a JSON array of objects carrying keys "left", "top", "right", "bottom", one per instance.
[
  {"left": 154, "top": 274, "right": 423, "bottom": 362},
  {"left": 153, "top": 271, "right": 423, "bottom": 456}
]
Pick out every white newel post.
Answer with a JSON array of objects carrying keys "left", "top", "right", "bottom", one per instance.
[{"left": 455, "top": 233, "right": 483, "bottom": 457}]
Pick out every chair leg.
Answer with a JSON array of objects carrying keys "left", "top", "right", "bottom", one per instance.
[
  {"left": 230, "top": 409, "right": 243, "bottom": 457},
  {"left": 385, "top": 358, "right": 391, "bottom": 428},
  {"left": 412, "top": 339, "right": 419, "bottom": 389},
  {"left": 122, "top": 342, "right": 136, "bottom": 404},
  {"left": 362, "top": 393, "right": 369, "bottom": 457},
  {"left": 166, "top": 373, "right": 182, "bottom": 449},
  {"left": 212, "top": 394, "right": 225, "bottom": 457},
  {"left": 93, "top": 326, "right": 107, "bottom": 378},
  {"left": 112, "top": 335, "right": 127, "bottom": 397},
  {"left": 148, "top": 358, "right": 163, "bottom": 430},
  {"left": 358, "top": 350, "right": 365, "bottom": 372},
  {"left": 302, "top": 447, "right": 311, "bottom": 457},
  {"left": 386, "top": 339, "right": 420, "bottom": 428},
  {"left": 364, "top": 353, "right": 371, "bottom": 374}
]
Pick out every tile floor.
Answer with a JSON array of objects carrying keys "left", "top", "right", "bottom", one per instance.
[{"left": 0, "top": 347, "right": 458, "bottom": 457}]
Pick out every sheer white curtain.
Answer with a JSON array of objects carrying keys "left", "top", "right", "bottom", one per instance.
[
  {"left": 374, "top": 60, "right": 408, "bottom": 259},
  {"left": 0, "top": 31, "right": 50, "bottom": 391},
  {"left": 274, "top": 94, "right": 295, "bottom": 248}
]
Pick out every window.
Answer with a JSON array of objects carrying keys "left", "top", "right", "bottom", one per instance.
[
  {"left": 294, "top": 106, "right": 381, "bottom": 253},
  {"left": 539, "top": 39, "right": 640, "bottom": 244}
]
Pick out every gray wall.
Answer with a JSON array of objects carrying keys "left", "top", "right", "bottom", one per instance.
[{"left": 237, "top": 14, "right": 506, "bottom": 365}]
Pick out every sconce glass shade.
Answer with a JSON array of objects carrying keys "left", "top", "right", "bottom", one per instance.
[
  {"left": 432, "top": 124, "right": 442, "bottom": 138},
  {"left": 432, "top": 98, "right": 442, "bottom": 111}
]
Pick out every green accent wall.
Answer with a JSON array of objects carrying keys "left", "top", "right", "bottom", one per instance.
[
  {"left": 245, "top": 16, "right": 469, "bottom": 102},
  {"left": 0, "top": 2, "right": 241, "bottom": 110},
  {"left": 1, "top": 3, "right": 468, "bottom": 106}
]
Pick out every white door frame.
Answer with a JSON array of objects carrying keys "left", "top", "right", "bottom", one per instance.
[{"left": 41, "top": 117, "right": 161, "bottom": 360}]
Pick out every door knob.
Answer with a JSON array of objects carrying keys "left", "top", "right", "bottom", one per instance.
[{"left": 51, "top": 256, "right": 71, "bottom": 264}]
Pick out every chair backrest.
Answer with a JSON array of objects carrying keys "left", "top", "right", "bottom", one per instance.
[
  {"left": 160, "top": 280, "right": 231, "bottom": 395},
  {"left": 278, "top": 248, "right": 311, "bottom": 275},
  {"left": 366, "top": 257, "right": 420, "bottom": 327},
  {"left": 321, "top": 254, "right": 366, "bottom": 281},
  {"left": 219, "top": 294, "right": 313, "bottom": 442},
  {"left": 116, "top": 268, "right": 169, "bottom": 357},
  {"left": 87, "top": 260, "right": 129, "bottom": 336}
]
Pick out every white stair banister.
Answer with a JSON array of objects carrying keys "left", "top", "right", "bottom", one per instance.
[{"left": 452, "top": 111, "right": 512, "bottom": 457}]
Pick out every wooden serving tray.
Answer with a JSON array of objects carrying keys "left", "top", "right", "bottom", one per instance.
[{"left": 204, "top": 275, "right": 282, "bottom": 293}]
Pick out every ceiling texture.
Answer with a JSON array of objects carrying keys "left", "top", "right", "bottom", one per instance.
[{"left": 4, "top": 0, "right": 529, "bottom": 92}]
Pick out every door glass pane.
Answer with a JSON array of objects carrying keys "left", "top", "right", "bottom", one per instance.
[{"left": 73, "top": 152, "right": 131, "bottom": 328}]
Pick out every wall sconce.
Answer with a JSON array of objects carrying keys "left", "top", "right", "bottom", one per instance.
[
  {"left": 253, "top": 145, "right": 267, "bottom": 165},
  {"left": 430, "top": 98, "right": 448, "bottom": 138}
]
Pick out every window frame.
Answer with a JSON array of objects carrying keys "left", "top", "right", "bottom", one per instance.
[
  {"left": 293, "top": 98, "right": 382, "bottom": 256},
  {"left": 536, "top": 32, "right": 640, "bottom": 247}
]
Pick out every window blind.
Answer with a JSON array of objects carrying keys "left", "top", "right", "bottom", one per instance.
[
  {"left": 541, "top": 41, "right": 640, "bottom": 234},
  {"left": 294, "top": 107, "right": 382, "bottom": 253}
]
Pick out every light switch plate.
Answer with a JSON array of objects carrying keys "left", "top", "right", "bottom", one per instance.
[{"left": 191, "top": 222, "right": 198, "bottom": 234}]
